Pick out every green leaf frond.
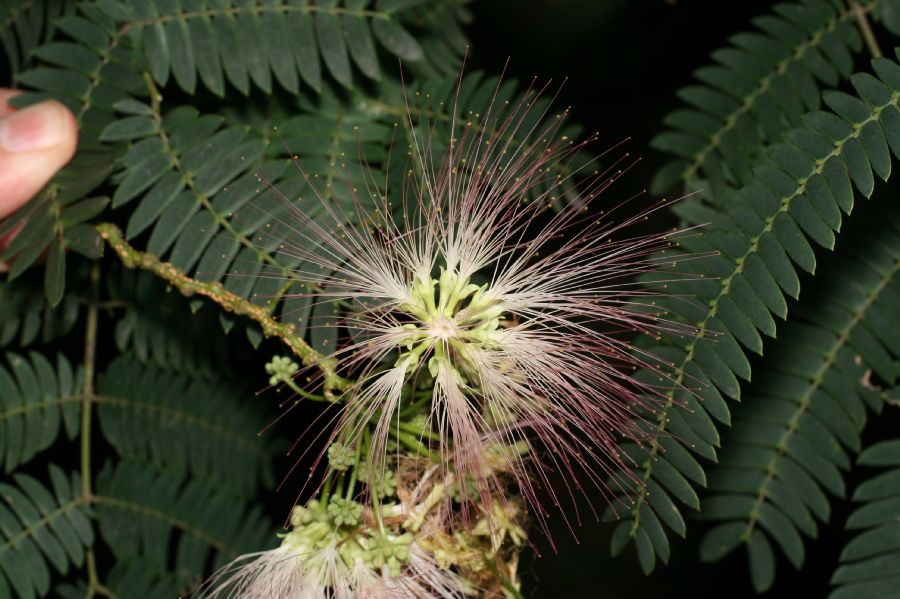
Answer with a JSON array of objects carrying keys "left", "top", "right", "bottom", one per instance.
[
  {"left": 54, "top": 560, "right": 182, "bottom": 598},
  {"left": 699, "top": 201, "right": 900, "bottom": 592},
  {"left": 0, "top": 351, "right": 83, "bottom": 473},
  {"left": 95, "top": 0, "right": 469, "bottom": 96},
  {"left": 108, "top": 268, "right": 235, "bottom": 378},
  {"left": 95, "top": 354, "right": 276, "bottom": 497},
  {"left": 831, "top": 438, "right": 900, "bottom": 598},
  {"left": 0, "top": 0, "right": 74, "bottom": 75},
  {"left": 0, "top": 465, "right": 94, "bottom": 599},
  {"left": 0, "top": 0, "right": 471, "bottom": 302},
  {"left": 651, "top": 0, "right": 900, "bottom": 202},
  {"left": 1, "top": 1, "right": 146, "bottom": 304},
  {"left": 94, "top": 459, "right": 275, "bottom": 591},
  {"left": 611, "top": 49, "right": 900, "bottom": 572},
  {"left": 0, "top": 280, "right": 81, "bottom": 348}
]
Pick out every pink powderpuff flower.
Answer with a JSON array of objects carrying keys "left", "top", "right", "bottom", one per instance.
[{"left": 256, "top": 71, "right": 696, "bottom": 530}]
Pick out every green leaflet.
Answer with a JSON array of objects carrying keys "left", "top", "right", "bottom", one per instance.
[
  {"left": 107, "top": 268, "right": 233, "bottom": 378},
  {"left": 93, "top": 460, "right": 275, "bottom": 590},
  {"left": 55, "top": 560, "right": 182, "bottom": 598},
  {"left": 96, "top": 353, "right": 275, "bottom": 496},
  {"left": 0, "top": 352, "right": 82, "bottom": 473},
  {"left": 0, "top": 280, "right": 81, "bottom": 348},
  {"left": 0, "top": 0, "right": 74, "bottom": 76}
]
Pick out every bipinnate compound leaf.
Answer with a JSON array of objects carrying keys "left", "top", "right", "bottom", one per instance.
[{"left": 615, "top": 48, "right": 900, "bottom": 574}]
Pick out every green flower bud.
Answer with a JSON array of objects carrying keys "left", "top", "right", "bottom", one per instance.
[
  {"left": 327, "top": 442, "right": 356, "bottom": 471},
  {"left": 327, "top": 497, "right": 364, "bottom": 528},
  {"left": 265, "top": 355, "right": 299, "bottom": 385},
  {"left": 367, "top": 532, "right": 413, "bottom": 575},
  {"left": 373, "top": 468, "right": 397, "bottom": 498}
]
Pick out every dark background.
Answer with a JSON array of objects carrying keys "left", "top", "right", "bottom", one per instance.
[
  {"left": 463, "top": 2, "right": 894, "bottom": 598},
  {"left": 5, "top": 1, "right": 893, "bottom": 597},
  {"left": 465, "top": 1, "right": 772, "bottom": 200}
]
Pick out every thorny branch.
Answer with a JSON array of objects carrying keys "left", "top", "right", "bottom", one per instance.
[{"left": 96, "top": 222, "right": 351, "bottom": 395}]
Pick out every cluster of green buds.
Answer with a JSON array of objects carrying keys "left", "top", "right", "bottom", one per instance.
[
  {"left": 265, "top": 355, "right": 299, "bottom": 385},
  {"left": 282, "top": 500, "right": 414, "bottom": 577},
  {"left": 356, "top": 461, "right": 398, "bottom": 498},
  {"left": 324, "top": 441, "right": 397, "bottom": 498},
  {"left": 326, "top": 496, "right": 364, "bottom": 527},
  {"left": 368, "top": 532, "right": 415, "bottom": 576},
  {"left": 327, "top": 442, "right": 356, "bottom": 471}
]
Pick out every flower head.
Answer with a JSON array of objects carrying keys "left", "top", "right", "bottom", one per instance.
[{"left": 258, "top": 74, "right": 693, "bottom": 526}]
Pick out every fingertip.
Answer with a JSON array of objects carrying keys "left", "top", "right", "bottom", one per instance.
[
  {"left": 0, "top": 99, "right": 80, "bottom": 219},
  {"left": 50, "top": 99, "right": 79, "bottom": 164},
  {"left": 0, "top": 99, "right": 78, "bottom": 155}
]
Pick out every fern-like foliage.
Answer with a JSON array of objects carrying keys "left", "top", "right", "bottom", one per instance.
[
  {"left": 99, "top": 560, "right": 182, "bottom": 597},
  {"left": 0, "top": 349, "right": 277, "bottom": 595},
  {"left": 0, "top": 465, "right": 94, "bottom": 599},
  {"left": 651, "top": 0, "right": 900, "bottom": 202},
  {"left": 0, "top": 0, "right": 469, "bottom": 305},
  {"left": 699, "top": 202, "right": 899, "bottom": 592},
  {"left": 0, "top": 280, "right": 80, "bottom": 347},
  {"left": 55, "top": 560, "right": 182, "bottom": 598},
  {"left": 0, "top": 0, "right": 73, "bottom": 75},
  {"left": 94, "top": 459, "right": 274, "bottom": 592},
  {"left": 609, "top": 50, "right": 900, "bottom": 572},
  {"left": 96, "top": 354, "right": 274, "bottom": 497},
  {"left": 108, "top": 268, "right": 235, "bottom": 377},
  {"left": 0, "top": 352, "right": 82, "bottom": 473},
  {"left": 0, "top": 1, "right": 145, "bottom": 304},
  {"left": 99, "top": 0, "right": 468, "bottom": 96},
  {"left": 831, "top": 438, "right": 900, "bottom": 598}
]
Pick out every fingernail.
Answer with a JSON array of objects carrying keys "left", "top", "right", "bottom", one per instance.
[{"left": 0, "top": 102, "right": 69, "bottom": 152}]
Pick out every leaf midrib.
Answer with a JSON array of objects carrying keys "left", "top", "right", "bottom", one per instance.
[
  {"left": 118, "top": 1, "right": 393, "bottom": 35},
  {"left": 0, "top": 495, "right": 87, "bottom": 557}
]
